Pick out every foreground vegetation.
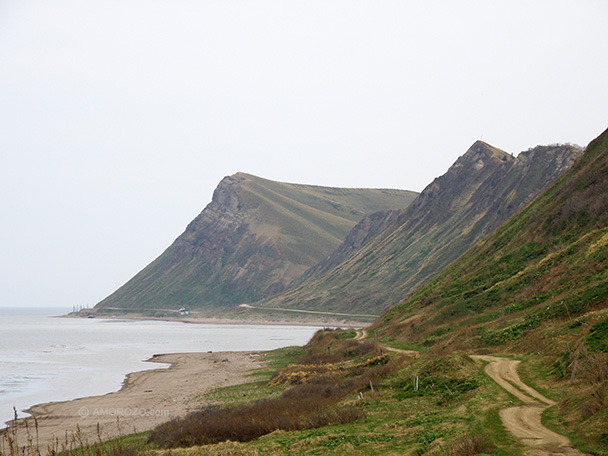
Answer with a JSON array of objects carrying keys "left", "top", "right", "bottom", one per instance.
[
  {"left": 148, "top": 332, "right": 397, "bottom": 448},
  {"left": 3, "top": 324, "right": 607, "bottom": 455},
  {"left": 0, "top": 332, "right": 508, "bottom": 455}
]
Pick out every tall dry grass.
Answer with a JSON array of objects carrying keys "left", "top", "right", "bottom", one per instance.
[
  {"left": 1, "top": 411, "right": 142, "bottom": 456},
  {"left": 446, "top": 434, "right": 493, "bottom": 456}
]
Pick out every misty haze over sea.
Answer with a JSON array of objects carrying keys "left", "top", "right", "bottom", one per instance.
[{"left": 0, "top": 307, "right": 320, "bottom": 425}]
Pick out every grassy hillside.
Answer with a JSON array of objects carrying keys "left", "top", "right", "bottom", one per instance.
[
  {"left": 360, "top": 127, "right": 608, "bottom": 452},
  {"left": 374, "top": 129, "right": 608, "bottom": 350},
  {"left": 95, "top": 173, "right": 417, "bottom": 312},
  {"left": 261, "top": 142, "right": 581, "bottom": 314}
]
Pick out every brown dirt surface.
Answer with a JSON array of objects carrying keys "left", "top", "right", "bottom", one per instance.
[
  {"left": 471, "top": 355, "right": 587, "bottom": 456},
  {"left": 355, "top": 329, "right": 420, "bottom": 358}
]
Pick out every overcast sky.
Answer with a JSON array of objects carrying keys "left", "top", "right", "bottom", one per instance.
[{"left": 1, "top": 1, "right": 606, "bottom": 308}]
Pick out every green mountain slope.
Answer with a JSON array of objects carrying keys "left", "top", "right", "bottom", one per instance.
[
  {"left": 373, "top": 127, "right": 608, "bottom": 349},
  {"left": 262, "top": 142, "right": 582, "bottom": 314},
  {"left": 95, "top": 173, "right": 418, "bottom": 311}
]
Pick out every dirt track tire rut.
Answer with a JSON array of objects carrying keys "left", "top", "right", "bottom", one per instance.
[{"left": 471, "top": 355, "right": 586, "bottom": 456}]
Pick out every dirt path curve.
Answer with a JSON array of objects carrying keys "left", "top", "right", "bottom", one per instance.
[
  {"left": 355, "top": 330, "right": 420, "bottom": 358},
  {"left": 238, "top": 304, "right": 379, "bottom": 319},
  {"left": 354, "top": 329, "right": 368, "bottom": 340},
  {"left": 471, "top": 355, "right": 586, "bottom": 456}
]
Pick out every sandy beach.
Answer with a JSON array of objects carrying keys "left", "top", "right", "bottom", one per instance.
[
  {"left": 3, "top": 351, "right": 266, "bottom": 453},
  {"left": 65, "top": 312, "right": 368, "bottom": 329}
]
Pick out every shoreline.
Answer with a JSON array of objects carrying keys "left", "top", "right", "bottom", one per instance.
[
  {"left": 61, "top": 313, "right": 369, "bottom": 329},
  {"left": 3, "top": 351, "right": 267, "bottom": 454}
]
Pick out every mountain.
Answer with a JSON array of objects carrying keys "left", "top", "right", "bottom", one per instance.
[
  {"left": 261, "top": 141, "right": 582, "bottom": 315},
  {"left": 373, "top": 127, "right": 608, "bottom": 348},
  {"left": 94, "top": 173, "right": 418, "bottom": 312}
]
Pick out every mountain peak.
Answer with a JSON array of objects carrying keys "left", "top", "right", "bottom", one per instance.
[
  {"left": 444, "top": 141, "right": 512, "bottom": 175},
  {"left": 232, "top": 171, "right": 254, "bottom": 179},
  {"left": 467, "top": 140, "right": 512, "bottom": 162}
]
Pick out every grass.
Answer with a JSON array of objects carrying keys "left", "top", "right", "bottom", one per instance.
[
  {"left": 142, "top": 330, "right": 529, "bottom": 455},
  {"left": 154, "top": 326, "right": 601, "bottom": 455},
  {"left": 372, "top": 131, "right": 608, "bottom": 364},
  {"left": 3, "top": 327, "right": 586, "bottom": 456},
  {"left": 0, "top": 414, "right": 150, "bottom": 456},
  {"left": 510, "top": 322, "right": 608, "bottom": 455},
  {"left": 5, "top": 133, "right": 607, "bottom": 455},
  {"left": 148, "top": 331, "right": 399, "bottom": 448}
]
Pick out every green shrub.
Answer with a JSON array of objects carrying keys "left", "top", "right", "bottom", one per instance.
[
  {"left": 395, "top": 376, "right": 480, "bottom": 402},
  {"left": 586, "top": 317, "right": 608, "bottom": 352}
]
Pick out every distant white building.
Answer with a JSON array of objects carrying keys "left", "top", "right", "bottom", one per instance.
[{"left": 179, "top": 308, "right": 190, "bottom": 316}]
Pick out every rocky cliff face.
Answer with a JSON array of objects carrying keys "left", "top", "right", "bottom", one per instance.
[
  {"left": 171, "top": 174, "right": 252, "bottom": 272},
  {"left": 95, "top": 173, "right": 418, "bottom": 311},
  {"left": 263, "top": 142, "right": 583, "bottom": 314}
]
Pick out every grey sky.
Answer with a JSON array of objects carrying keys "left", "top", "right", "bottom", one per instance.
[{"left": 1, "top": 1, "right": 606, "bottom": 308}]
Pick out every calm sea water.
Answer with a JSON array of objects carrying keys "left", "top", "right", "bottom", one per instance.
[{"left": 0, "top": 307, "right": 321, "bottom": 425}]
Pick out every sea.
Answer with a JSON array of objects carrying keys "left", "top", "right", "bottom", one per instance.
[{"left": 0, "top": 307, "right": 322, "bottom": 426}]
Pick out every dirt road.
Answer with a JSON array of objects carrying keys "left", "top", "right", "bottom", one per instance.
[
  {"left": 471, "top": 355, "right": 586, "bottom": 456},
  {"left": 355, "top": 330, "right": 420, "bottom": 358},
  {"left": 238, "top": 304, "right": 379, "bottom": 319}
]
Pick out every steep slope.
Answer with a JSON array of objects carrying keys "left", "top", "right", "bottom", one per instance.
[
  {"left": 373, "top": 127, "right": 608, "bottom": 348},
  {"left": 292, "top": 209, "right": 403, "bottom": 283},
  {"left": 95, "top": 173, "right": 418, "bottom": 311},
  {"left": 263, "top": 142, "right": 582, "bottom": 314}
]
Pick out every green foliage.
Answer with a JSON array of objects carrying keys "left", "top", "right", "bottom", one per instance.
[
  {"left": 405, "top": 412, "right": 461, "bottom": 427},
  {"left": 337, "top": 329, "right": 357, "bottom": 340},
  {"left": 415, "top": 428, "right": 459, "bottom": 448},
  {"left": 394, "top": 376, "right": 480, "bottom": 402},
  {"left": 320, "top": 434, "right": 393, "bottom": 448},
  {"left": 551, "top": 351, "right": 571, "bottom": 378},
  {"left": 586, "top": 317, "right": 608, "bottom": 353}
]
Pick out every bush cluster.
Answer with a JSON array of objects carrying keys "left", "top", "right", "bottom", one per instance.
[
  {"left": 149, "top": 332, "right": 400, "bottom": 449},
  {"left": 148, "top": 389, "right": 363, "bottom": 448}
]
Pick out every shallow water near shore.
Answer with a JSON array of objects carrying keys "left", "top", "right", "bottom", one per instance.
[{"left": 0, "top": 307, "right": 321, "bottom": 425}]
